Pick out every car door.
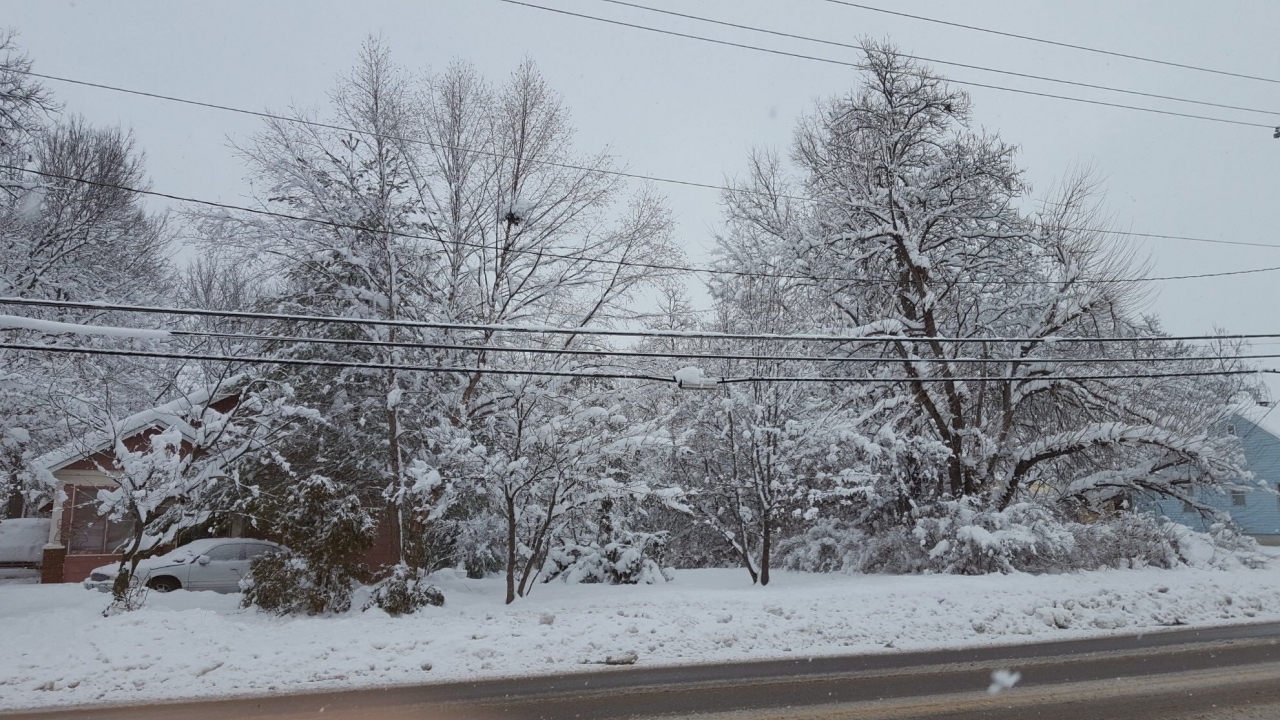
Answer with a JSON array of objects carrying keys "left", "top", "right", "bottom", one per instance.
[{"left": 186, "top": 542, "right": 246, "bottom": 592}]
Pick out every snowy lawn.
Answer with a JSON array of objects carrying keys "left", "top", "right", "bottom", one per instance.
[{"left": 5, "top": 563, "right": 1280, "bottom": 711}]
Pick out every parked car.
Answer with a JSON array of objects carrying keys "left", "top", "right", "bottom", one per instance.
[{"left": 83, "top": 538, "right": 285, "bottom": 593}]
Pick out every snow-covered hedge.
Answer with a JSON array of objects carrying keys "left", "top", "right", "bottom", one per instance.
[
  {"left": 363, "top": 563, "right": 444, "bottom": 615},
  {"left": 241, "top": 550, "right": 359, "bottom": 616},
  {"left": 776, "top": 518, "right": 864, "bottom": 574},
  {"left": 777, "top": 502, "right": 1267, "bottom": 576},
  {"left": 543, "top": 532, "right": 673, "bottom": 585}
]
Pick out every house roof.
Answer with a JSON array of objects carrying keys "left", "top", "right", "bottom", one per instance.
[
  {"left": 1233, "top": 402, "right": 1280, "bottom": 442},
  {"left": 34, "top": 377, "right": 245, "bottom": 475}
]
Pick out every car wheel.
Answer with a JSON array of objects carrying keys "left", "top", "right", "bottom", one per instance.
[{"left": 148, "top": 576, "right": 181, "bottom": 593}]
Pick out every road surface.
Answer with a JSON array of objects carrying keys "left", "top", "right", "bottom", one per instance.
[{"left": 7, "top": 621, "right": 1280, "bottom": 719}]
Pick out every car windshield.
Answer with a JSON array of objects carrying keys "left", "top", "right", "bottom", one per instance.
[{"left": 156, "top": 540, "right": 226, "bottom": 561}]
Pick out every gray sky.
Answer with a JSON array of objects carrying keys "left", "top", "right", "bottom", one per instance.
[{"left": 7, "top": 0, "right": 1280, "bottom": 381}]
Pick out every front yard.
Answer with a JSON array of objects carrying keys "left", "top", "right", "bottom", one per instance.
[{"left": 4, "top": 561, "right": 1280, "bottom": 711}]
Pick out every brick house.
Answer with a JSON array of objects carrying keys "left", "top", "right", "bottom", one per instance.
[{"left": 34, "top": 388, "right": 397, "bottom": 583}]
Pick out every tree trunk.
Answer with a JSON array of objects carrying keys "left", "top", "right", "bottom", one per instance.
[
  {"left": 759, "top": 516, "right": 771, "bottom": 587},
  {"left": 386, "top": 364, "right": 405, "bottom": 570},
  {"left": 4, "top": 482, "right": 23, "bottom": 519},
  {"left": 741, "top": 544, "right": 759, "bottom": 585},
  {"left": 505, "top": 493, "right": 517, "bottom": 605}
]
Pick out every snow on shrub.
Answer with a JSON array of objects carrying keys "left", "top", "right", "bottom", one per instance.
[
  {"left": 364, "top": 563, "right": 444, "bottom": 615},
  {"left": 241, "top": 474, "right": 377, "bottom": 615},
  {"left": 1165, "top": 521, "right": 1268, "bottom": 570},
  {"left": 776, "top": 518, "right": 865, "bottom": 573},
  {"left": 776, "top": 500, "right": 1266, "bottom": 575},
  {"left": 543, "top": 531, "right": 673, "bottom": 585},
  {"left": 241, "top": 550, "right": 358, "bottom": 615},
  {"left": 912, "top": 500, "right": 1078, "bottom": 574}
]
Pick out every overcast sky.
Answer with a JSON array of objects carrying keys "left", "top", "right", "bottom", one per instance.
[{"left": 8, "top": 0, "right": 1280, "bottom": 381}]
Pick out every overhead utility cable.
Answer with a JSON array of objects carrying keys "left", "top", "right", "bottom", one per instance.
[
  {"left": 819, "top": 0, "right": 1280, "bottom": 86},
  {"left": 594, "top": 0, "right": 1280, "bottom": 118},
  {"left": 10, "top": 166, "right": 1280, "bottom": 287},
  {"left": 6, "top": 296, "right": 1280, "bottom": 346},
  {"left": 496, "top": 0, "right": 1275, "bottom": 130},
  {"left": 7, "top": 313, "right": 1280, "bottom": 365},
  {"left": 2, "top": 342, "right": 1271, "bottom": 385}
]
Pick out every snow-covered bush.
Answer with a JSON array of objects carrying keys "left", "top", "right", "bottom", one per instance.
[
  {"left": 894, "top": 502, "right": 1193, "bottom": 575},
  {"left": 912, "top": 500, "right": 1079, "bottom": 575},
  {"left": 363, "top": 563, "right": 444, "bottom": 615},
  {"left": 852, "top": 526, "right": 924, "bottom": 574},
  {"left": 242, "top": 550, "right": 357, "bottom": 616},
  {"left": 543, "top": 531, "right": 672, "bottom": 585},
  {"left": 1062, "top": 512, "right": 1180, "bottom": 570},
  {"left": 645, "top": 504, "right": 740, "bottom": 569},
  {"left": 1165, "top": 521, "right": 1268, "bottom": 570},
  {"left": 780, "top": 499, "right": 1266, "bottom": 576},
  {"left": 776, "top": 518, "right": 865, "bottom": 573},
  {"left": 241, "top": 474, "right": 376, "bottom": 615}
]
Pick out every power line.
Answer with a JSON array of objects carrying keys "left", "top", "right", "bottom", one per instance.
[
  {"left": 11, "top": 165, "right": 1280, "bottom": 286},
  {"left": 593, "top": 0, "right": 1280, "bottom": 119},
  {"left": 0, "top": 342, "right": 667, "bottom": 382},
  {"left": 6, "top": 296, "right": 1280, "bottom": 346},
  {"left": 720, "top": 368, "right": 1274, "bottom": 385},
  {"left": 819, "top": 0, "right": 1280, "bottom": 87},
  {"left": 2, "top": 341, "right": 1272, "bottom": 385},
  {"left": 496, "top": 0, "right": 1275, "bottom": 130},
  {"left": 9, "top": 312, "right": 1280, "bottom": 366},
  {"left": 10, "top": 72, "right": 1280, "bottom": 252},
  {"left": 11, "top": 68, "right": 761, "bottom": 196}
]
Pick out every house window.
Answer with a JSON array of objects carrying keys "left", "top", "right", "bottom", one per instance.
[
  {"left": 1182, "top": 500, "right": 1195, "bottom": 513},
  {"left": 1227, "top": 424, "right": 1236, "bottom": 436},
  {"left": 1232, "top": 490, "right": 1247, "bottom": 507},
  {"left": 67, "top": 486, "right": 135, "bottom": 555}
]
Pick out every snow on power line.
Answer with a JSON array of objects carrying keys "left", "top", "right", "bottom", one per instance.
[{"left": 0, "top": 314, "right": 171, "bottom": 340}]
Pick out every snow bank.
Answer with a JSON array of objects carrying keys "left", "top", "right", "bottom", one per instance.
[
  {"left": 0, "top": 518, "right": 49, "bottom": 563},
  {"left": 4, "top": 564, "right": 1280, "bottom": 710}
]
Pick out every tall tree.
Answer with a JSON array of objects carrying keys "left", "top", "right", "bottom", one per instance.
[
  {"left": 1, "top": 45, "right": 172, "bottom": 518},
  {"left": 719, "top": 43, "right": 1254, "bottom": 529},
  {"left": 206, "top": 42, "right": 679, "bottom": 605}
]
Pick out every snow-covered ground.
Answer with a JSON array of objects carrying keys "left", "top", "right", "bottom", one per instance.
[{"left": 5, "top": 563, "right": 1280, "bottom": 711}]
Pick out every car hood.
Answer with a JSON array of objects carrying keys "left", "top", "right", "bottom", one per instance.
[{"left": 89, "top": 557, "right": 187, "bottom": 577}]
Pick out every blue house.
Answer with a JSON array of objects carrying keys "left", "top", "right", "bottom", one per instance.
[{"left": 1148, "top": 403, "right": 1280, "bottom": 545}]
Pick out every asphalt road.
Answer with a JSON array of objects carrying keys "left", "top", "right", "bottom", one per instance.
[{"left": 8, "top": 622, "right": 1280, "bottom": 720}]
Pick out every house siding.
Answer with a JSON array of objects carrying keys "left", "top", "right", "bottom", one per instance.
[{"left": 1147, "top": 412, "right": 1280, "bottom": 542}]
